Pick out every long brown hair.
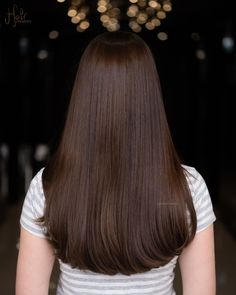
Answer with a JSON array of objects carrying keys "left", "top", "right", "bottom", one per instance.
[{"left": 37, "top": 31, "right": 197, "bottom": 275}]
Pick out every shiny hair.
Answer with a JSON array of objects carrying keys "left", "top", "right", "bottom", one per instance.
[{"left": 37, "top": 31, "right": 197, "bottom": 275}]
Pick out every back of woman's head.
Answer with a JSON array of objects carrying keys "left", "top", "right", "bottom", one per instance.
[
  {"left": 39, "top": 31, "right": 197, "bottom": 275},
  {"left": 67, "top": 30, "right": 167, "bottom": 140}
]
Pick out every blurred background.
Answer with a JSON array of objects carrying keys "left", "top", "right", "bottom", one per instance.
[{"left": 0, "top": 0, "right": 236, "bottom": 294}]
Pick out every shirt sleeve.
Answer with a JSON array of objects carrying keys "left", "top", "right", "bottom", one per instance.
[
  {"left": 189, "top": 168, "right": 216, "bottom": 233},
  {"left": 19, "top": 167, "right": 48, "bottom": 239}
]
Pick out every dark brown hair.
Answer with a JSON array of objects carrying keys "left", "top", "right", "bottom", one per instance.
[{"left": 37, "top": 31, "right": 197, "bottom": 275}]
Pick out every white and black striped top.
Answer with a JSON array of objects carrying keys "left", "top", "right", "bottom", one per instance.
[{"left": 19, "top": 165, "right": 216, "bottom": 295}]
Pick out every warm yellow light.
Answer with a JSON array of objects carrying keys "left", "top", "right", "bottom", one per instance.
[
  {"left": 80, "top": 20, "right": 90, "bottom": 30},
  {"left": 97, "top": 5, "right": 107, "bottom": 13},
  {"left": 145, "top": 21, "right": 155, "bottom": 30},
  {"left": 77, "top": 12, "right": 86, "bottom": 20},
  {"left": 130, "top": 4, "right": 139, "bottom": 12},
  {"left": 114, "top": 23, "right": 120, "bottom": 31},
  {"left": 129, "top": 20, "right": 141, "bottom": 32},
  {"left": 68, "top": 0, "right": 172, "bottom": 32},
  {"left": 157, "top": 31, "right": 168, "bottom": 41},
  {"left": 109, "top": 17, "right": 118, "bottom": 24},
  {"left": 129, "top": 20, "right": 139, "bottom": 28},
  {"left": 71, "top": 15, "right": 81, "bottom": 24},
  {"left": 127, "top": 4, "right": 139, "bottom": 17},
  {"left": 109, "top": 8, "right": 120, "bottom": 17},
  {"left": 57, "top": 0, "right": 66, "bottom": 3},
  {"left": 157, "top": 10, "right": 166, "bottom": 19},
  {"left": 101, "top": 19, "right": 107, "bottom": 27},
  {"left": 48, "top": 30, "right": 59, "bottom": 39},
  {"left": 76, "top": 25, "right": 85, "bottom": 32},
  {"left": 127, "top": 11, "right": 134, "bottom": 17},
  {"left": 137, "top": 12, "right": 148, "bottom": 24},
  {"left": 107, "top": 23, "right": 120, "bottom": 32},
  {"left": 163, "top": 3, "right": 172, "bottom": 12},
  {"left": 98, "top": 0, "right": 107, "bottom": 6},
  {"left": 102, "top": 17, "right": 119, "bottom": 30},
  {"left": 148, "top": 0, "right": 158, "bottom": 9},
  {"left": 132, "top": 25, "right": 142, "bottom": 32},
  {"left": 100, "top": 14, "right": 110, "bottom": 22},
  {"left": 67, "top": 7, "right": 77, "bottom": 17},
  {"left": 151, "top": 18, "right": 161, "bottom": 26},
  {"left": 102, "top": 22, "right": 109, "bottom": 28}
]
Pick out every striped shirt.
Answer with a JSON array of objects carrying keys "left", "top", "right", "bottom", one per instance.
[{"left": 19, "top": 165, "right": 216, "bottom": 295}]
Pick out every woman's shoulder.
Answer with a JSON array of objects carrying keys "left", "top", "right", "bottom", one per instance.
[
  {"left": 181, "top": 164, "right": 205, "bottom": 195},
  {"left": 181, "top": 163, "right": 199, "bottom": 177},
  {"left": 30, "top": 167, "right": 45, "bottom": 196},
  {"left": 19, "top": 167, "right": 48, "bottom": 238},
  {"left": 32, "top": 166, "right": 45, "bottom": 183},
  {"left": 23, "top": 166, "right": 46, "bottom": 217},
  {"left": 181, "top": 164, "right": 216, "bottom": 233}
]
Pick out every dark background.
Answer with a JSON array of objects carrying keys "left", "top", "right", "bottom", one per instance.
[{"left": 0, "top": 0, "right": 236, "bottom": 236}]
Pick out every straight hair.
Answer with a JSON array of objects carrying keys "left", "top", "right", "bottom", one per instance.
[{"left": 37, "top": 31, "right": 197, "bottom": 275}]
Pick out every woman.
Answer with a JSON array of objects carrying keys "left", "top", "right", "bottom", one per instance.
[{"left": 16, "top": 31, "right": 216, "bottom": 295}]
